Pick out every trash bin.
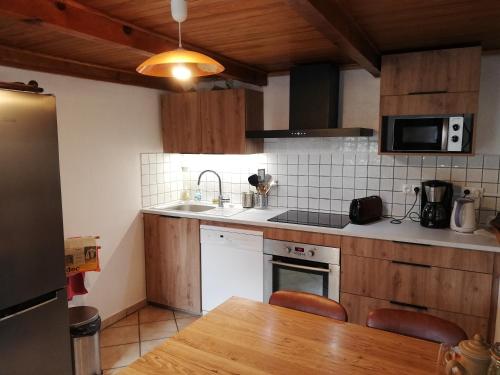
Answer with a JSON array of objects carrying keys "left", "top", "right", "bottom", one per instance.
[{"left": 69, "top": 306, "right": 102, "bottom": 375}]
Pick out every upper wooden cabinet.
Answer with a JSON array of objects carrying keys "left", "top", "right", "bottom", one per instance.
[
  {"left": 162, "top": 91, "right": 202, "bottom": 154},
  {"left": 380, "top": 47, "right": 481, "bottom": 96},
  {"left": 161, "top": 88, "right": 263, "bottom": 154}
]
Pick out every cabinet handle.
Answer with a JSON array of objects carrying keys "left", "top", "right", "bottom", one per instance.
[
  {"left": 391, "top": 260, "right": 431, "bottom": 268},
  {"left": 390, "top": 300, "right": 428, "bottom": 311},
  {"left": 161, "top": 215, "right": 182, "bottom": 219},
  {"left": 408, "top": 90, "right": 448, "bottom": 95},
  {"left": 392, "top": 240, "right": 430, "bottom": 247}
]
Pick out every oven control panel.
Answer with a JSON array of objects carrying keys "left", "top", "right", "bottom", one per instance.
[
  {"left": 286, "top": 246, "right": 316, "bottom": 257},
  {"left": 264, "top": 239, "right": 340, "bottom": 265}
]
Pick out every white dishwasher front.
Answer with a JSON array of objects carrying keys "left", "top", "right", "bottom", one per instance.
[{"left": 200, "top": 225, "right": 263, "bottom": 313}]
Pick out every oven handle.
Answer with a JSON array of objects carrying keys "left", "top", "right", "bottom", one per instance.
[{"left": 268, "top": 260, "right": 331, "bottom": 273}]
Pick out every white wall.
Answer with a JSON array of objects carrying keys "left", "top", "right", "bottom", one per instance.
[
  {"left": 263, "top": 75, "right": 289, "bottom": 130},
  {"left": 477, "top": 54, "right": 500, "bottom": 154},
  {"left": 0, "top": 66, "right": 163, "bottom": 320}
]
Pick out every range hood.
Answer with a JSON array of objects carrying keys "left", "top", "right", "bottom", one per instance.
[{"left": 246, "top": 63, "right": 373, "bottom": 138}]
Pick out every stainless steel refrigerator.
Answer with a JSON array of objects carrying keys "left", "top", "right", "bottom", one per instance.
[{"left": 0, "top": 89, "right": 73, "bottom": 374}]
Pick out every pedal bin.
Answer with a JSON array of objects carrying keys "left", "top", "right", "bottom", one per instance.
[{"left": 69, "top": 306, "right": 102, "bottom": 375}]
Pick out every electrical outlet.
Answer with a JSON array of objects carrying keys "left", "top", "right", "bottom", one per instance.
[
  {"left": 402, "top": 184, "right": 421, "bottom": 195},
  {"left": 462, "top": 186, "right": 484, "bottom": 199},
  {"left": 461, "top": 186, "right": 484, "bottom": 209}
]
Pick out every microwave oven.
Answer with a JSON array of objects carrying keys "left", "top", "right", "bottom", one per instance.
[{"left": 381, "top": 114, "right": 473, "bottom": 153}]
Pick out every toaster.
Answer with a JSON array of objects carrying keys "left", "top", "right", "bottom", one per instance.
[{"left": 349, "top": 196, "right": 383, "bottom": 224}]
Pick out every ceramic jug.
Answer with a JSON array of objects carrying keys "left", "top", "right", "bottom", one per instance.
[{"left": 445, "top": 334, "right": 491, "bottom": 375}]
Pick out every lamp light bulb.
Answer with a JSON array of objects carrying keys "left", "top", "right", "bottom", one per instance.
[{"left": 172, "top": 65, "right": 192, "bottom": 81}]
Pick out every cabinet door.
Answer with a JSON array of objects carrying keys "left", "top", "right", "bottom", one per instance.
[
  {"left": 144, "top": 214, "right": 201, "bottom": 313},
  {"left": 200, "top": 89, "right": 246, "bottom": 154},
  {"left": 381, "top": 47, "right": 481, "bottom": 96},
  {"left": 161, "top": 92, "right": 202, "bottom": 153},
  {"left": 380, "top": 92, "right": 479, "bottom": 116}
]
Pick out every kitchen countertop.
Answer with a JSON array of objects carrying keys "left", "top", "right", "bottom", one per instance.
[{"left": 142, "top": 203, "right": 500, "bottom": 253}]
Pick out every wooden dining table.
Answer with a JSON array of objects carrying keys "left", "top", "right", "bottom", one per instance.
[{"left": 120, "top": 297, "right": 441, "bottom": 374}]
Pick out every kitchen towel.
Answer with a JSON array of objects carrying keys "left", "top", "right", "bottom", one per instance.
[{"left": 66, "top": 272, "right": 87, "bottom": 301}]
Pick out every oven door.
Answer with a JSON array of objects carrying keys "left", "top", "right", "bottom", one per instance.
[
  {"left": 263, "top": 254, "right": 340, "bottom": 303},
  {"left": 390, "top": 116, "right": 449, "bottom": 152}
]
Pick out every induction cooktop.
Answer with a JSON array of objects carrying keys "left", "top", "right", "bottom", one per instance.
[{"left": 268, "top": 210, "right": 350, "bottom": 229}]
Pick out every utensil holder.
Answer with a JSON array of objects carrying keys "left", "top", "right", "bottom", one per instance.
[
  {"left": 241, "top": 192, "right": 255, "bottom": 208},
  {"left": 254, "top": 193, "right": 268, "bottom": 209}
]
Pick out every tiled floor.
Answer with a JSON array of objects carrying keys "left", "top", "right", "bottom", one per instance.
[{"left": 100, "top": 305, "right": 200, "bottom": 374}]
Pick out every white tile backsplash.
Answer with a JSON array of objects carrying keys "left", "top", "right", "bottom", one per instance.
[{"left": 140, "top": 137, "right": 500, "bottom": 224}]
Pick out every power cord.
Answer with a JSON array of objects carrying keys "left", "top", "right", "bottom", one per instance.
[{"left": 383, "top": 186, "right": 421, "bottom": 224}]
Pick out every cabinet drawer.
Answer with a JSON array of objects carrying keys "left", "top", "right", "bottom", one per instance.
[
  {"left": 265, "top": 227, "right": 340, "bottom": 247},
  {"left": 341, "top": 236, "right": 493, "bottom": 273},
  {"left": 341, "top": 255, "right": 491, "bottom": 317},
  {"left": 340, "top": 293, "right": 488, "bottom": 339}
]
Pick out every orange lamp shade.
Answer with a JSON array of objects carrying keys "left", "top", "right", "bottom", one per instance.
[{"left": 136, "top": 48, "right": 225, "bottom": 78}]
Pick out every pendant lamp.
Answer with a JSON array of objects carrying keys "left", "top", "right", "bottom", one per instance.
[{"left": 136, "top": 0, "right": 224, "bottom": 81}]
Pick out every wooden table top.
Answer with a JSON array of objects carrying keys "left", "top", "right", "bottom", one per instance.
[{"left": 121, "top": 297, "right": 440, "bottom": 375}]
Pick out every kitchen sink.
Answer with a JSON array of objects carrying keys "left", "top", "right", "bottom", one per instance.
[{"left": 167, "top": 204, "right": 215, "bottom": 212}]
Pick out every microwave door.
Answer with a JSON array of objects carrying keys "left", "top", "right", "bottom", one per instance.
[{"left": 392, "top": 118, "right": 446, "bottom": 151}]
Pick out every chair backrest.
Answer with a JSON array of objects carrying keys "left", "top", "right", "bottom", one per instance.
[
  {"left": 366, "top": 308, "right": 467, "bottom": 346},
  {"left": 269, "top": 290, "right": 348, "bottom": 322}
]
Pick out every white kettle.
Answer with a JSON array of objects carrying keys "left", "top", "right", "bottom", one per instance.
[{"left": 450, "top": 197, "right": 476, "bottom": 233}]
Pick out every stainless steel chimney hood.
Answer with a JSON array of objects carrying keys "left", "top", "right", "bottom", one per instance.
[{"left": 246, "top": 63, "right": 373, "bottom": 138}]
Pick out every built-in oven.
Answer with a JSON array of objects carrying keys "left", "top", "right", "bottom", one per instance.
[
  {"left": 381, "top": 114, "right": 473, "bottom": 153},
  {"left": 263, "top": 239, "right": 340, "bottom": 303}
]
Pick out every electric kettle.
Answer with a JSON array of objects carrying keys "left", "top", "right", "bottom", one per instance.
[{"left": 451, "top": 197, "right": 476, "bottom": 233}]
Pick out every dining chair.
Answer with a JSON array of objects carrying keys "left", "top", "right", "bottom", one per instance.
[
  {"left": 269, "top": 290, "right": 348, "bottom": 322},
  {"left": 366, "top": 308, "right": 467, "bottom": 346}
]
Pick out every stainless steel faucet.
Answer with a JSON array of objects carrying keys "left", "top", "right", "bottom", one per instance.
[{"left": 197, "top": 170, "right": 230, "bottom": 208}]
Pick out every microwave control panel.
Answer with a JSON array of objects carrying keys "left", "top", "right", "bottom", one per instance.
[{"left": 447, "top": 117, "right": 464, "bottom": 152}]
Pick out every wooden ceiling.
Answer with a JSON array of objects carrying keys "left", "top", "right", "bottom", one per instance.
[{"left": 0, "top": 0, "right": 499, "bottom": 90}]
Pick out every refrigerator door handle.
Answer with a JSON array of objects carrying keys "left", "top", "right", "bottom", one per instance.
[{"left": 0, "top": 295, "right": 58, "bottom": 323}]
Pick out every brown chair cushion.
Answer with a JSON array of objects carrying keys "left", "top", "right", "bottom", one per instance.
[
  {"left": 269, "top": 290, "right": 348, "bottom": 322},
  {"left": 366, "top": 308, "right": 467, "bottom": 346}
]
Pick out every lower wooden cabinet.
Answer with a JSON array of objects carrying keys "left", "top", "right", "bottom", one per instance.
[
  {"left": 143, "top": 214, "right": 201, "bottom": 314},
  {"left": 341, "top": 254, "right": 492, "bottom": 318},
  {"left": 340, "top": 236, "right": 495, "bottom": 341},
  {"left": 340, "top": 293, "right": 489, "bottom": 339}
]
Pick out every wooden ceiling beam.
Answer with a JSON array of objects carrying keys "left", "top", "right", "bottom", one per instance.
[
  {"left": 286, "top": 0, "right": 381, "bottom": 77},
  {"left": 0, "top": 0, "right": 268, "bottom": 85},
  {"left": 0, "top": 44, "right": 180, "bottom": 91}
]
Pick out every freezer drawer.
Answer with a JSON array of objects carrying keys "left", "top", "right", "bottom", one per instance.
[{"left": 0, "top": 289, "right": 73, "bottom": 375}]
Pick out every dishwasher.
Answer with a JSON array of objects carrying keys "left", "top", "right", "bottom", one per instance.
[{"left": 200, "top": 225, "right": 264, "bottom": 313}]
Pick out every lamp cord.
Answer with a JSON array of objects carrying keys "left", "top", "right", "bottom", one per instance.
[{"left": 178, "top": 22, "right": 182, "bottom": 48}]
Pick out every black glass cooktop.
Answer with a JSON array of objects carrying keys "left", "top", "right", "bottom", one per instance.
[{"left": 268, "top": 210, "right": 350, "bottom": 229}]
